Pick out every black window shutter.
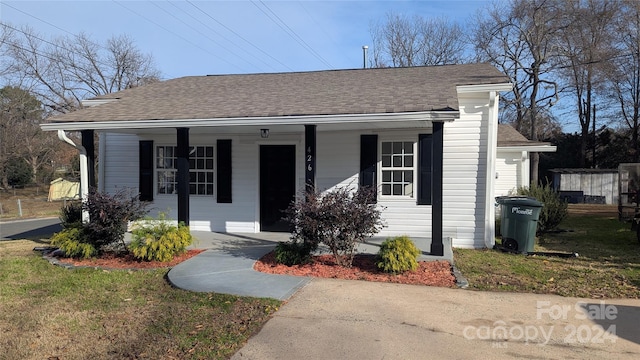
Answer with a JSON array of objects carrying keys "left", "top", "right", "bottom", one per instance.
[
  {"left": 360, "top": 135, "right": 378, "bottom": 202},
  {"left": 139, "top": 140, "right": 154, "bottom": 201},
  {"left": 418, "top": 134, "right": 433, "bottom": 205},
  {"left": 217, "top": 139, "right": 232, "bottom": 203}
]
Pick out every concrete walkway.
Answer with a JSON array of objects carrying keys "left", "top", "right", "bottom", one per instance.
[
  {"left": 167, "top": 231, "right": 452, "bottom": 300},
  {"left": 167, "top": 232, "right": 309, "bottom": 300}
]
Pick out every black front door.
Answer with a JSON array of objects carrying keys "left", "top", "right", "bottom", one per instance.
[{"left": 260, "top": 145, "right": 296, "bottom": 232}]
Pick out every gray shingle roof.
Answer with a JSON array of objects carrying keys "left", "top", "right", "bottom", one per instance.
[
  {"left": 497, "top": 124, "right": 552, "bottom": 147},
  {"left": 49, "top": 63, "right": 509, "bottom": 123}
]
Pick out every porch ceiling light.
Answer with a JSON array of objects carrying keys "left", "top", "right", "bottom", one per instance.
[{"left": 260, "top": 129, "right": 269, "bottom": 138}]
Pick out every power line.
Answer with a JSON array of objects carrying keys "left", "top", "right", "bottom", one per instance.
[
  {"left": 112, "top": 0, "right": 245, "bottom": 73},
  {"left": 1, "top": 22, "right": 116, "bottom": 70},
  {"left": 160, "top": 1, "right": 277, "bottom": 72},
  {"left": 251, "top": 0, "right": 333, "bottom": 69},
  {"left": 186, "top": 0, "right": 294, "bottom": 72},
  {"left": 297, "top": 1, "right": 357, "bottom": 66}
]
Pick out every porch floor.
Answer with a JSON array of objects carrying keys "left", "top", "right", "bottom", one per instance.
[{"left": 185, "top": 231, "right": 453, "bottom": 262}]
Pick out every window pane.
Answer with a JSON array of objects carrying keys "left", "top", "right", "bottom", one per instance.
[
  {"left": 198, "top": 184, "right": 205, "bottom": 194},
  {"left": 206, "top": 146, "right": 214, "bottom": 157},
  {"left": 207, "top": 172, "right": 214, "bottom": 182},
  {"left": 196, "top": 146, "right": 204, "bottom": 157},
  {"left": 197, "top": 159, "right": 204, "bottom": 169},
  {"left": 206, "top": 159, "right": 214, "bottom": 169},
  {"left": 382, "top": 142, "right": 391, "bottom": 154},
  {"left": 393, "top": 184, "right": 403, "bottom": 195},
  {"left": 382, "top": 184, "right": 391, "bottom": 195},
  {"left": 404, "top": 170, "right": 413, "bottom": 182},
  {"left": 393, "top": 155, "right": 402, "bottom": 167},
  {"left": 382, "top": 155, "right": 391, "bottom": 167},
  {"left": 166, "top": 147, "right": 174, "bottom": 157},
  {"left": 189, "top": 172, "right": 196, "bottom": 182},
  {"left": 404, "top": 155, "right": 413, "bottom": 167},
  {"left": 189, "top": 184, "right": 196, "bottom": 194},
  {"left": 189, "top": 159, "right": 195, "bottom": 169},
  {"left": 382, "top": 171, "right": 391, "bottom": 182},
  {"left": 189, "top": 147, "right": 195, "bottom": 156},
  {"left": 404, "top": 142, "right": 413, "bottom": 154},
  {"left": 393, "top": 170, "right": 402, "bottom": 182},
  {"left": 392, "top": 142, "right": 402, "bottom": 153},
  {"left": 206, "top": 184, "right": 214, "bottom": 195},
  {"left": 198, "top": 172, "right": 205, "bottom": 182}
]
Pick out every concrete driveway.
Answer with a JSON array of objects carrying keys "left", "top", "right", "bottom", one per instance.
[{"left": 233, "top": 278, "right": 640, "bottom": 360}]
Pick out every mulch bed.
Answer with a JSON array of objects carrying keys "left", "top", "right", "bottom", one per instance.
[
  {"left": 254, "top": 251, "right": 457, "bottom": 288},
  {"left": 51, "top": 249, "right": 206, "bottom": 270}
]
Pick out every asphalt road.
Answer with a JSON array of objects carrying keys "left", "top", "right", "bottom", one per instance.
[{"left": 0, "top": 217, "right": 62, "bottom": 240}]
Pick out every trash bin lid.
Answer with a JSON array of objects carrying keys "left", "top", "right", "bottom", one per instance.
[{"left": 496, "top": 196, "right": 543, "bottom": 207}]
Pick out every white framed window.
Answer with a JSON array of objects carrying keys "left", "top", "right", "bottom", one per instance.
[
  {"left": 156, "top": 145, "right": 214, "bottom": 195},
  {"left": 380, "top": 141, "right": 415, "bottom": 197}
]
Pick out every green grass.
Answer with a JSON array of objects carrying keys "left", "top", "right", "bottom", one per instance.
[
  {"left": 454, "top": 214, "right": 640, "bottom": 298},
  {"left": 0, "top": 240, "right": 281, "bottom": 360}
]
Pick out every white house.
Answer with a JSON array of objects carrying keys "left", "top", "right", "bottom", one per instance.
[
  {"left": 495, "top": 124, "right": 557, "bottom": 197},
  {"left": 42, "top": 64, "right": 511, "bottom": 254}
]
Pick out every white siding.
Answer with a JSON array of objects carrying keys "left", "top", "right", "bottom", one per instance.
[
  {"left": 102, "top": 133, "right": 139, "bottom": 193},
  {"left": 443, "top": 93, "right": 491, "bottom": 248},
  {"left": 495, "top": 149, "right": 527, "bottom": 197}
]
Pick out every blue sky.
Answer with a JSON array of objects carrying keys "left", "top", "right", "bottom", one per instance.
[{"left": 1, "top": 0, "right": 494, "bottom": 79}]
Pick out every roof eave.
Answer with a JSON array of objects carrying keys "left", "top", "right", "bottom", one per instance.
[
  {"left": 41, "top": 110, "right": 459, "bottom": 132},
  {"left": 498, "top": 145, "right": 557, "bottom": 152},
  {"left": 457, "top": 83, "right": 513, "bottom": 93}
]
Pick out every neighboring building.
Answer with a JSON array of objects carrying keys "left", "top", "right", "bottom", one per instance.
[
  {"left": 550, "top": 168, "right": 619, "bottom": 205},
  {"left": 42, "top": 64, "right": 511, "bottom": 253},
  {"left": 495, "top": 124, "right": 557, "bottom": 197}
]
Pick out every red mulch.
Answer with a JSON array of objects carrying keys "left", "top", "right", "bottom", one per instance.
[
  {"left": 54, "top": 249, "right": 205, "bottom": 269},
  {"left": 254, "top": 252, "right": 457, "bottom": 288}
]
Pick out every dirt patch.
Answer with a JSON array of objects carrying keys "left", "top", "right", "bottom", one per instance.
[
  {"left": 51, "top": 249, "right": 205, "bottom": 269},
  {"left": 254, "top": 251, "right": 457, "bottom": 288},
  {"left": 567, "top": 204, "right": 619, "bottom": 217}
]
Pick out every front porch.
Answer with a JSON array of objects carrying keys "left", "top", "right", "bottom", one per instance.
[{"left": 177, "top": 231, "right": 453, "bottom": 262}]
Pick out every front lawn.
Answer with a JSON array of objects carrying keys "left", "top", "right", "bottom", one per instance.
[
  {"left": 454, "top": 212, "right": 640, "bottom": 298},
  {"left": 0, "top": 240, "right": 280, "bottom": 360}
]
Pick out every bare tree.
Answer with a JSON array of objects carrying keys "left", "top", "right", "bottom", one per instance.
[
  {"left": 609, "top": 0, "right": 640, "bottom": 162},
  {"left": 1, "top": 23, "right": 161, "bottom": 114},
  {"left": 0, "top": 86, "right": 58, "bottom": 187},
  {"left": 473, "top": 0, "right": 561, "bottom": 183},
  {"left": 370, "top": 12, "right": 468, "bottom": 68},
  {"left": 554, "top": 0, "right": 620, "bottom": 167}
]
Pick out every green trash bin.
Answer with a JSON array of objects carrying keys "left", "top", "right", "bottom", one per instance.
[{"left": 497, "top": 197, "right": 543, "bottom": 253}]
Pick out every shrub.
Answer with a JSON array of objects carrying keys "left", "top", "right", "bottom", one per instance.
[
  {"left": 50, "top": 228, "right": 96, "bottom": 259},
  {"left": 273, "top": 241, "right": 313, "bottom": 266},
  {"left": 59, "top": 201, "right": 83, "bottom": 229},
  {"left": 129, "top": 219, "right": 193, "bottom": 262},
  {"left": 517, "top": 183, "right": 568, "bottom": 234},
  {"left": 376, "top": 235, "right": 421, "bottom": 274},
  {"left": 5, "top": 156, "right": 32, "bottom": 187},
  {"left": 285, "top": 186, "right": 385, "bottom": 267},
  {"left": 83, "top": 188, "right": 149, "bottom": 253}
]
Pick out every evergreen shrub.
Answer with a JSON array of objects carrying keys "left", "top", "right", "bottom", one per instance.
[{"left": 376, "top": 235, "right": 421, "bottom": 274}]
